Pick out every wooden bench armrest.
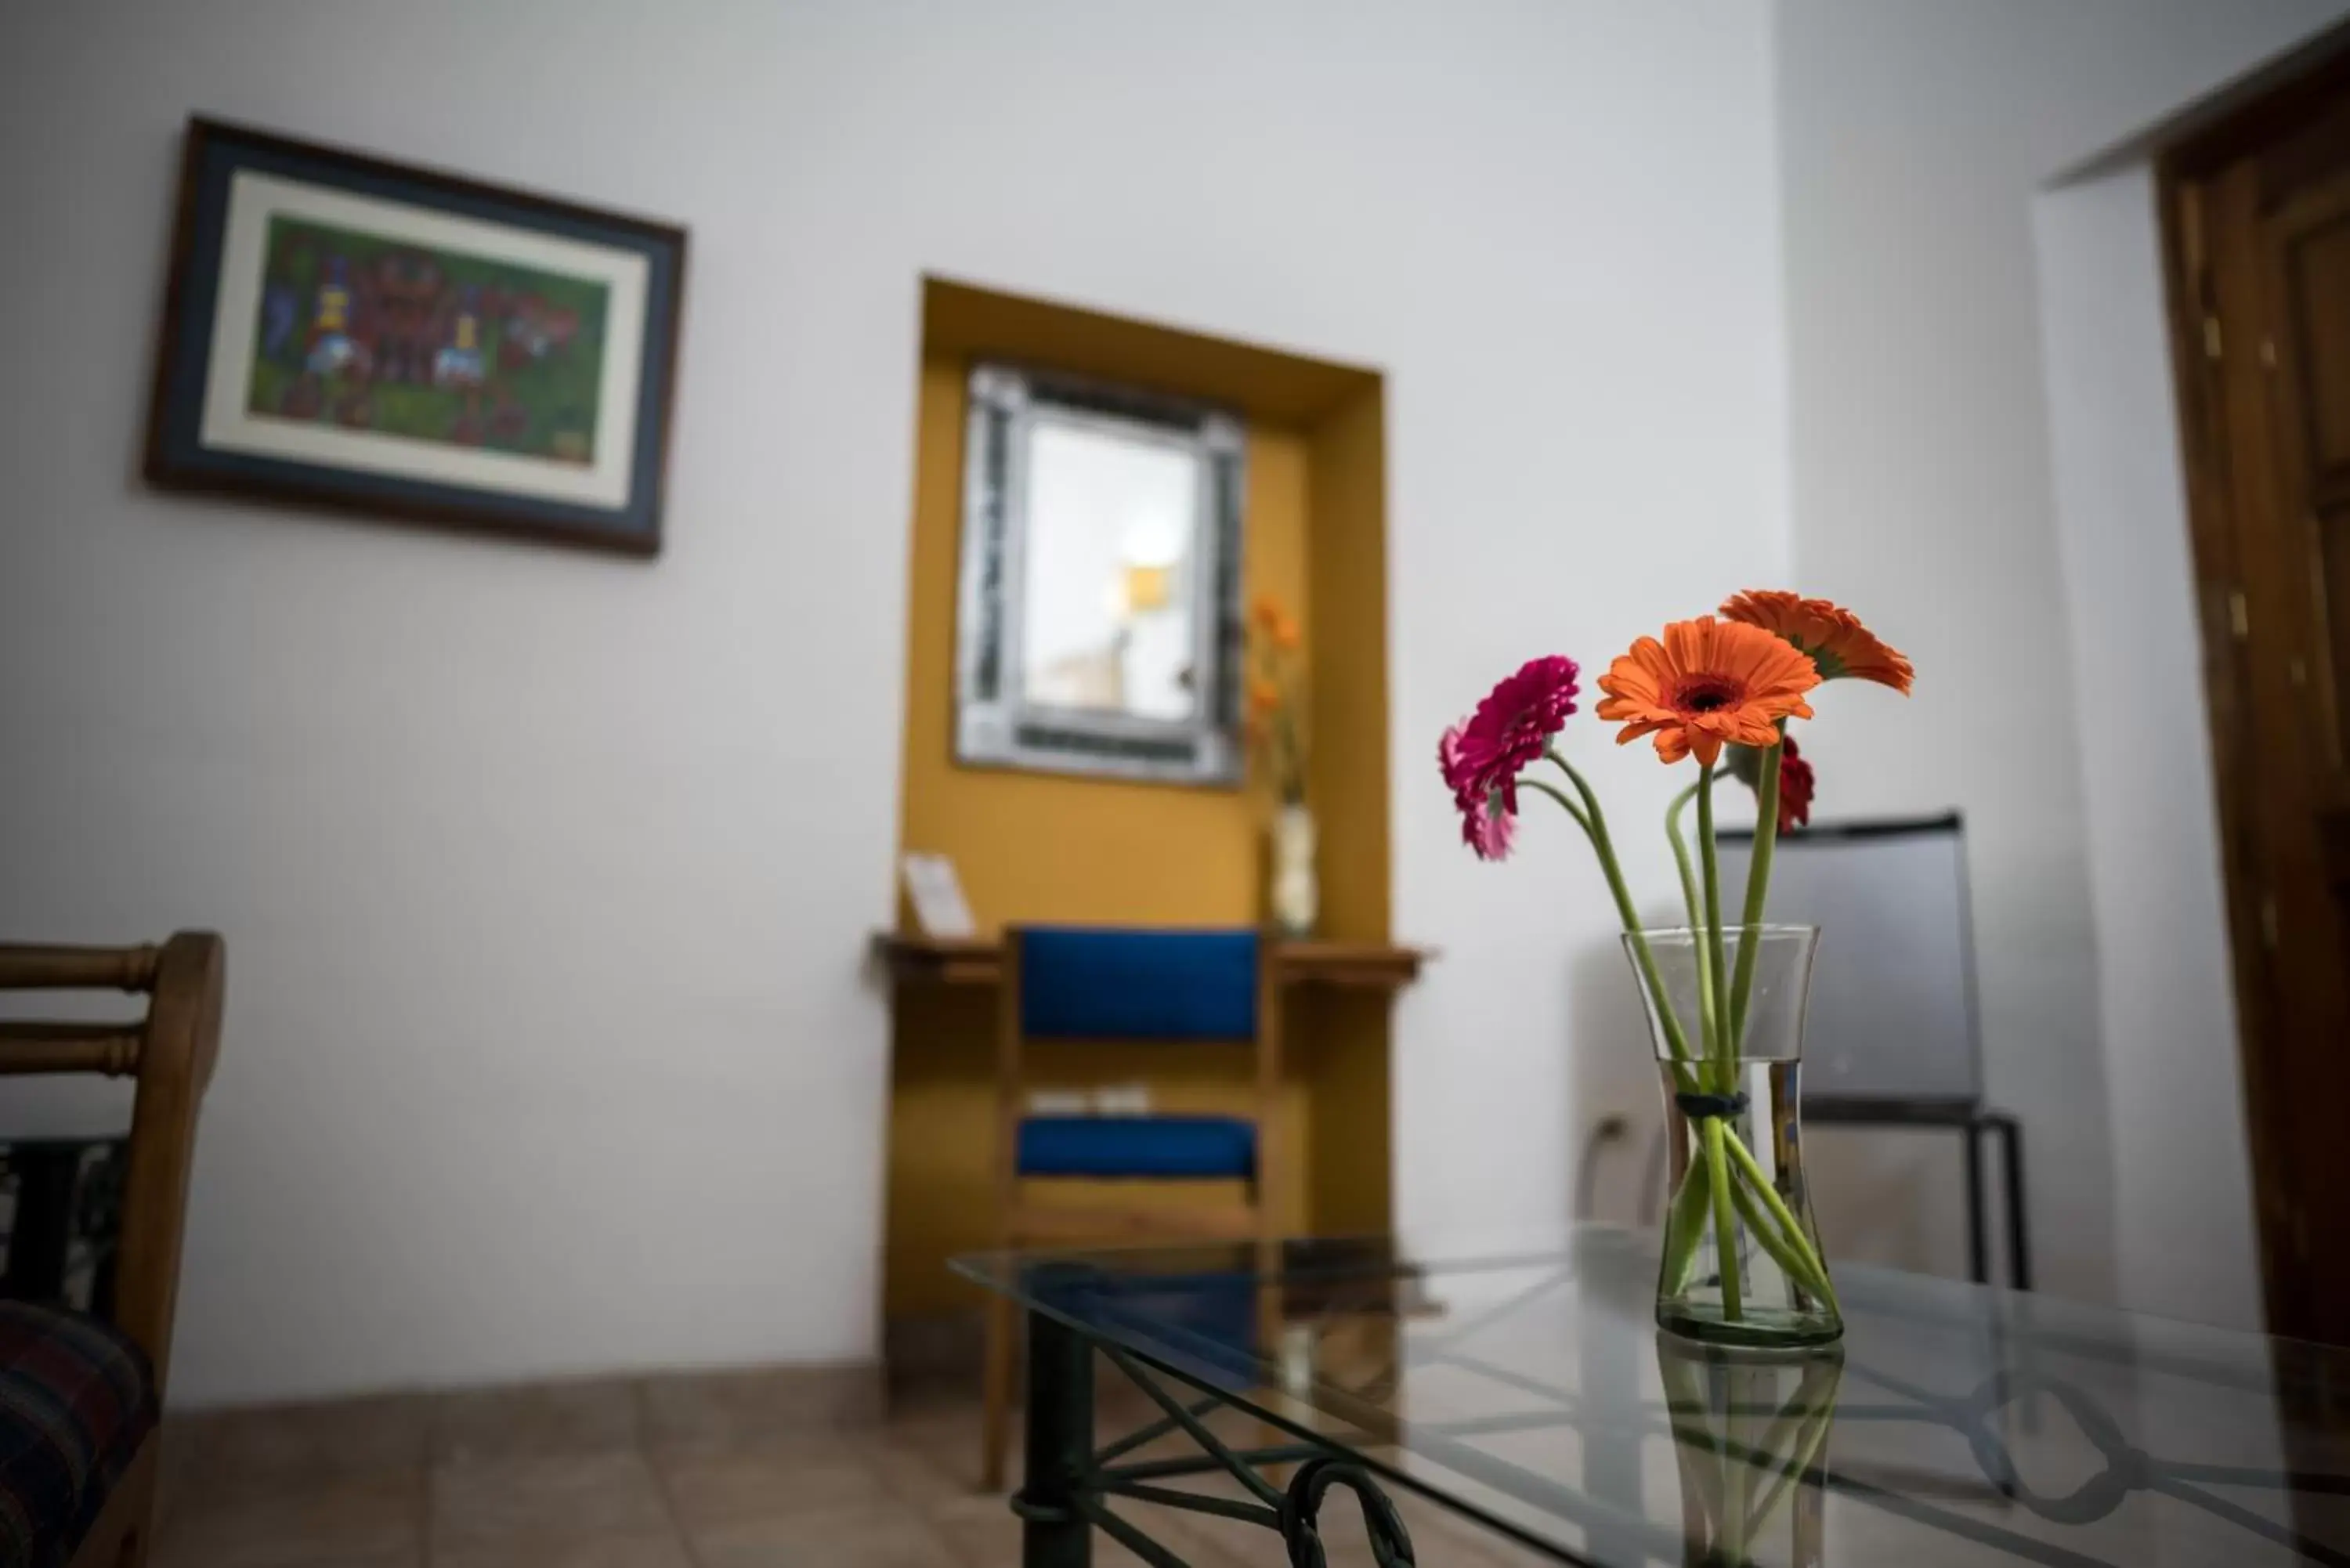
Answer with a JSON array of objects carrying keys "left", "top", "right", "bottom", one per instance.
[
  {"left": 0, "top": 944, "right": 161, "bottom": 992},
  {"left": 0, "top": 931, "right": 223, "bottom": 1393},
  {"left": 114, "top": 933, "right": 223, "bottom": 1392},
  {"left": 0, "top": 1024, "right": 146, "bottom": 1077}
]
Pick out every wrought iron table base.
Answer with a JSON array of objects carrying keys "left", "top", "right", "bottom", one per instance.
[
  {"left": 1013, "top": 1307, "right": 1415, "bottom": 1567},
  {"left": 990, "top": 1239, "right": 2350, "bottom": 1566}
]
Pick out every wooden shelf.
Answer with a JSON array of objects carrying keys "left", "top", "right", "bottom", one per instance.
[{"left": 873, "top": 932, "right": 1428, "bottom": 994}]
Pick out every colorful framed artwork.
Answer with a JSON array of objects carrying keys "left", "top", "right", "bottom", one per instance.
[{"left": 144, "top": 118, "right": 687, "bottom": 556}]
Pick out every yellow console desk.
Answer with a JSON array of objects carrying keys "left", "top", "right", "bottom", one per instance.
[{"left": 872, "top": 932, "right": 1426, "bottom": 992}]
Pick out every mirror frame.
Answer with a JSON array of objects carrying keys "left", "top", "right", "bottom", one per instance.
[{"left": 953, "top": 361, "right": 1247, "bottom": 786}]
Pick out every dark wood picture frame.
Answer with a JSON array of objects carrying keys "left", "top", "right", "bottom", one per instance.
[{"left": 144, "top": 117, "right": 688, "bottom": 557}]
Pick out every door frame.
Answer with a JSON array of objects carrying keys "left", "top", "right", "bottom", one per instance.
[{"left": 2156, "top": 28, "right": 2350, "bottom": 1336}]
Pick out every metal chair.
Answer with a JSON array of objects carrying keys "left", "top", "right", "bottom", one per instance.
[
  {"left": 979, "top": 926, "right": 1281, "bottom": 1492},
  {"left": 1719, "top": 813, "right": 2030, "bottom": 1289}
]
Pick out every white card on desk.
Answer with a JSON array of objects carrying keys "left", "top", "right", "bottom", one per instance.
[{"left": 901, "top": 852, "right": 977, "bottom": 939}]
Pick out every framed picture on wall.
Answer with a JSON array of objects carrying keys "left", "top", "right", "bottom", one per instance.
[{"left": 143, "top": 117, "right": 688, "bottom": 556}]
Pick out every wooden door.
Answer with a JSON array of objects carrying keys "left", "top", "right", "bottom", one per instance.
[{"left": 2166, "top": 47, "right": 2350, "bottom": 1342}]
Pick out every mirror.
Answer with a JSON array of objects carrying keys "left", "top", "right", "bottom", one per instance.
[{"left": 955, "top": 364, "right": 1245, "bottom": 784}]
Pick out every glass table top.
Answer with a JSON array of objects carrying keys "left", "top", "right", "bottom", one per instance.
[{"left": 956, "top": 1227, "right": 2350, "bottom": 1566}]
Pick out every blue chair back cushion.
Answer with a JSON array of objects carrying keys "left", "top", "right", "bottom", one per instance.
[
  {"left": 0, "top": 1302, "right": 157, "bottom": 1568},
  {"left": 1018, "top": 928, "right": 1259, "bottom": 1042},
  {"left": 1018, "top": 1115, "right": 1257, "bottom": 1180}
]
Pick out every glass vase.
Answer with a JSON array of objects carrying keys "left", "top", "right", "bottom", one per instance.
[{"left": 1624, "top": 924, "right": 1842, "bottom": 1349}]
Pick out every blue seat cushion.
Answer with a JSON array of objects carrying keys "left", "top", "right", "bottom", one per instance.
[
  {"left": 0, "top": 1301, "right": 157, "bottom": 1568},
  {"left": 1017, "top": 1115, "right": 1257, "bottom": 1180},
  {"left": 1018, "top": 929, "right": 1258, "bottom": 1042}
]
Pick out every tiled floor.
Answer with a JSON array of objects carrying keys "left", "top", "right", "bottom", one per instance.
[{"left": 152, "top": 1371, "right": 1553, "bottom": 1567}]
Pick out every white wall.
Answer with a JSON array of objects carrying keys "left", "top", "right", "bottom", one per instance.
[
  {"left": 2034, "top": 165, "right": 2266, "bottom": 1331},
  {"left": 1775, "top": 0, "right": 2347, "bottom": 1310},
  {"left": 0, "top": 0, "right": 1791, "bottom": 1404}
]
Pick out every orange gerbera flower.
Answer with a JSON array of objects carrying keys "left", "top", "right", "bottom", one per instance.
[
  {"left": 1719, "top": 590, "right": 1914, "bottom": 693},
  {"left": 1596, "top": 617, "right": 1820, "bottom": 766}
]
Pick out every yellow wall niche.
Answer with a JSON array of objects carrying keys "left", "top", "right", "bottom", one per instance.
[{"left": 886, "top": 279, "right": 1391, "bottom": 1321}]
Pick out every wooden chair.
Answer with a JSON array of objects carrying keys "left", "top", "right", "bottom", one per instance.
[
  {"left": 0, "top": 934, "right": 225, "bottom": 1568},
  {"left": 979, "top": 926, "right": 1282, "bottom": 1492}
]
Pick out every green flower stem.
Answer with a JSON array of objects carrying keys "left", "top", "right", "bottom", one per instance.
[
  {"left": 1659, "top": 1140, "right": 1716, "bottom": 1294},
  {"left": 1726, "top": 724, "right": 1785, "bottom": 1051},
  {"left": 1654, "top": 1351, "right": 1729, "bottom": 1541},
  {"left": 1693, "top": 766, "right": 1749, "bottom": 1321},
  {"left": 1722, "top": 1366, "right": 1755, "bottom": 1559},
  {"left": 1535, "top": 757, "right": 1702, "bottom": 1087},
  {"left": 1694, "top": 767, "right": 1732, "bottom": 1083},
  {"left": 1727, "top": 1161, "right": 1834, "bottom": 1306},
  {"left": 1704, "top": 1116, "right": 1743, "bottom": 1320},
  {"left": 1668, "top": 1133, "right": 1815, "bottom": 1304},
  {"left": 1517, "top": 776, "right": 1588, "bottom": 830},
  {"left": 1722, "top": 1132, "right": 1838, "bottom": 1313},
  {"left": 1664, "top": 777, "right": 1719, "bottom": 1056},
  {"left": 1528, "top": 751, "right": 1827, "bottom": 1333},
  {"left": 1665, "top": 777, "right": 1706, "bottom": 927},
  {"left": 1743, "top": 1365, "right": 1843, "bottom": 1546}
]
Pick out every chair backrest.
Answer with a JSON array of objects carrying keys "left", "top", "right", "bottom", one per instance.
[
  {"left": 1014, "top": 927, "right": 1260, "bottom": 1043},
  {"left": 1718, "top": 815, "right": 1981, "bottom": 1111},
  {"left": 995, "top": 927, "right": 1278, "bottom": 1208},
  {"left": 0, "top": 934, "right": 225, "bottom": 1393}
]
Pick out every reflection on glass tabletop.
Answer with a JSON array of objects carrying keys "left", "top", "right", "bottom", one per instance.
[{"left": 956, "top": 1227, "right": 2350, "bottom": 1566}]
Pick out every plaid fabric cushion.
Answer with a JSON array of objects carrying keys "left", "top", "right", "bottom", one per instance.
[{"left": 0, "top": 1302, "right": 156, "bottom": 1568}]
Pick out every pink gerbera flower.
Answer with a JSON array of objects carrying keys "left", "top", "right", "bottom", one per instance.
[
  {"left": 1439, "top": 724, "right": 1518, "bottom": 862},
  {"left": 1463, "top": 793, "right": 1517, "bottom": 861},
  {"left": 1437, "top": 723, "right": 1473, "bottom": 802},
  {"left": 1448, "top": 656, "right": 1581, "bottom": 812}
]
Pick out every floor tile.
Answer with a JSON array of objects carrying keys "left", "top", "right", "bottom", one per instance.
[
  {"left": 164, "top": 1395, "right": 431, "bottom": 1499},
  {"left": 639, "top": 1364, "right": 880, "bottom": 1452},
  {"left": 430, "top": 1451, "right": 672, "bottom": 1546},
  {"left": 867, "top": 1434, "right": 1001, "bottom": 1512},
  {"left": 936, "top": 1508, "right": 1242, "bottom": 1568},
  {"left": 691, "top": 1508, "right": 960, "bottom": 1568},
  {"left": 432, "top": 1377, "right": 641, "bottom": 1464},
  {"left": 428, "top": 1527, "right": 692, "bottom": 1568},
  {"left": 151, "top": 1469, "right": 424, "bottom": 1568},
  {"left": 880, "top": 1424, "right": 1021, "bottom": 1500},
  {"left": 154, "top": 1553, "right": 418, "bottom": 1568},
  {"left": 150, "top": 1378, "right": 1565, "bottom": 1568},
  {"left": 653, "top": 1440, "right": 895, "bottom": 1532}
]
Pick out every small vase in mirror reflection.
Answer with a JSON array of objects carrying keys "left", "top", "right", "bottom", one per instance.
[{"left": 1271, "top": 803, "right": 1318, "bottom": 938}]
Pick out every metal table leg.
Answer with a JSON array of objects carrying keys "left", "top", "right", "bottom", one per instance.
[
  {"left": 1962, "top": 1119, "right": 1989, "bottom": 1286},
  {"left": 1017, "top": 1306, "right": 1094, "bottom": 1568},
  {"left": 1990, "top": 1113, "right": 2031, "bottom": 1292},
  {"left": 1961, "top": 1112, "right": 2032, "bottom": 1292}
]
